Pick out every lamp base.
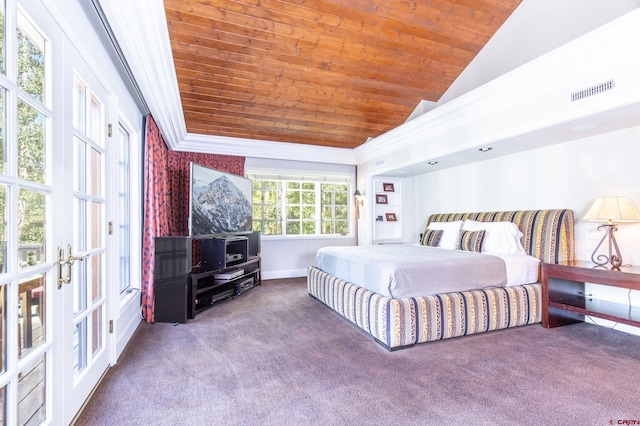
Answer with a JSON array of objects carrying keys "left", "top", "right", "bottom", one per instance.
[{"left": 590, "top": 224, "right": 622, "bottom": 269}]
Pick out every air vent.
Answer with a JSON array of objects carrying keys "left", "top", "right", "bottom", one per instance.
[
  {"left": 571, "top": 79, "right": 615, "bottom": 102},
  {"left": 374, "top": 159, "right": 385, "bottom": 167}
]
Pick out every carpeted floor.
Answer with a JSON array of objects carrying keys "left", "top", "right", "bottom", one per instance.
[{"left": 75, "top": 278, "right": 640, "bottom": 425}]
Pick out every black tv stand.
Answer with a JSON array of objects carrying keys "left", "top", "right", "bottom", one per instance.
[
  {"left": 153, "top": 232, "right": 261, "bottom": 323},
  {"left": 190, "top": 233, "right": 261, "bottom": 318},
  {"left": 189, "top": 255, "right": 260, "bottom": 318}
]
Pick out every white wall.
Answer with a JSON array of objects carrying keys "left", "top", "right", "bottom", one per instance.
[{"left": 411, "top": 124, "right": 640, "bottom": 335}]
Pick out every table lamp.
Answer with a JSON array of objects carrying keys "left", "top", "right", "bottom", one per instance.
[{"left": 583, "top": 197, "right": 640, "bottom": 268}]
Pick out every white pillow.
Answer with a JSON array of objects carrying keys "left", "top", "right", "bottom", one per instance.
[
  {"left": 461, "top": 220, "right": 526, "bottom": 255},
  {"left": 426, "top": 220, "right": 462, "bottom": 250}
]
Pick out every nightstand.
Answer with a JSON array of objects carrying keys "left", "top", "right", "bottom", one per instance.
[{"left": 541, "top": 261, "right": 640, "bottom": 328}]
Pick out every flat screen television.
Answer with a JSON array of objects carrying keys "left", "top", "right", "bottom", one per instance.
[{"left": 189, "top": 162, "right": 253, "bottom": 237}]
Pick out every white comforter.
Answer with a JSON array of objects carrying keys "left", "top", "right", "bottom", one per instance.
[{"left": 315, "top": 244, "right": 540, "bottom": 299}]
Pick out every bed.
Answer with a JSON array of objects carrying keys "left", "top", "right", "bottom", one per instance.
[{"left": 307, "top": 209, "right": 575, "bottom": 350}]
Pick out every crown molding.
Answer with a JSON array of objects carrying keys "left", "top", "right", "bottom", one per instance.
[
  {"left": 97, "top": 0, "right": 186, "bottom": 149},
  {"left": 177, "top": 133, "right": 356, "bottom": 165}
]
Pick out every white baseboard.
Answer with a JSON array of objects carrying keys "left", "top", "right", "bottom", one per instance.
[{"left": 262, "top": 269, "right": 307, "bottom": 280}]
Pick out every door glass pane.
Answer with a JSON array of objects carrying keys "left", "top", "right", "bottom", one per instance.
[
  {"left": 74, "top": 198, "right": 86, "bottom": 252},
  {"left": 91, "top": 254, "right": 101, "bottom": 303},
  {"left": 18, "top": 189, "right": 45, "bottom": 269},
  {"left": 92, "top": 305, "right": 102, "bottom": 356},
  {"left": 91, "top": 201, "right": 101, "bottom": 249},
  {"left": 73, "top": 136, "right": 86, "bottom": 192},
  {"left": 90, "top": 148, "right": 101, "bottom": 196},
  {"left": 18, "top": 353, "right": 46, "bottom": 424},
  {"left": 17, "top": 11, "right": 45, "bottom": 102},
  {"left": 0, "top": 283, "right": 5, "bottom": 373},
  {"left": 73, "top": 259, "right": 86, "bottom": 315},
  {"left": 0, "top": 184, "right": 6, "bottom": 274},
  {"left": 89, "top": 95, "right": 102, "bottom": 147},
  {"left": 73, "top": 76, "right": 86, "bottom": 133},
  {"left": 0, "top": 88, "right": 5, "bottom": 174},
  {"left": 18, "top": 274, "right": 45, "bottom": 360},
  {"left": 17, "top": 98, "right": 45, "bottom": 184},
  {"left": 73, "top": 319, "right": 86, "bottom": 377}
]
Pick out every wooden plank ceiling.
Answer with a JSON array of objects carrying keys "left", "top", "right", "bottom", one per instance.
[{"left": 164, "top": 0, "right": 522, "bottom": 149}]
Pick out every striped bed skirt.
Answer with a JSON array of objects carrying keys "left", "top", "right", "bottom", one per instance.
[{"left": 307, "top": 266, "right": 542, "bottom": 350}]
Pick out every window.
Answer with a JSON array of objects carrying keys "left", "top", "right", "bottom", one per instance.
[
  {"left": 117, "top": 124, "right": 131, "bottom": 293},
  {"left": 252, "top": 177, "right": 351, "bottom": 236}
]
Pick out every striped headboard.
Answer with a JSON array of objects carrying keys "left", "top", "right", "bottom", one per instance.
[{"left": 425, "top": 209, "right": 575, "bottom": 265}]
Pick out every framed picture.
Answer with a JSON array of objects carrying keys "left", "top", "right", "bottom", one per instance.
[
  {"left": 385, "top": 213, "right": 397, "bottom": 222},
  {"left": 376, "top": 194, "right": 388, "bottom": 204},
  {"left": 383, "top": 183, "right": 395, "bottom": 192}
]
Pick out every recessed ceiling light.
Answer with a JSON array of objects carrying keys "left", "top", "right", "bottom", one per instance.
[
  {"left": 427, "top": 161, "right": 438, "bottom": 165},
  {"left": 478, "top": 147, "right": 492, "bottom": 152}
]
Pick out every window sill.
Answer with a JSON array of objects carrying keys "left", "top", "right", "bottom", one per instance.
[{"left": 261, "top": 234, "right": 355, "bottom": 242}]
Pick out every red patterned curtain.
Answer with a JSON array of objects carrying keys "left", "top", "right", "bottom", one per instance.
[
  {"left": 141, "top": 116, "right": 170, "bottom": 322},
  {"left": 141, "top": 115, "right": 245, "bottom": 322}
]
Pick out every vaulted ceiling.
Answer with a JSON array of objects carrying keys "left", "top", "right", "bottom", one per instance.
[{"left": 163, "top": 0, "right": 522, "bottom": 149}]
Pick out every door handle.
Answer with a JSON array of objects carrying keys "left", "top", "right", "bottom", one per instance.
[
  {"left": 65, "top": 244, "right": 87, "bottom": 284},
  {"left": 56, "top": 244, "right": 88, "bottom": 289},
  {"left": 57, "top": 246, "right": 70, "bottom": 289}
]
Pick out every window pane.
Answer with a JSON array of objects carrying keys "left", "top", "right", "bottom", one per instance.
[
  {"left": 252, "top": 204, "right": 262, "bottom": 220},
  {"left": 17, "top": 98, "right": 45, "bottom": 183},
  {"left": 18, "top": 189, "right": 45, "bottom": 269},
  {"left": 286, "top": 221, "right": 299, "bottom": 234},
  {"left": 0, "top": 88, "right": 5, "bottom": 174},
  {"left": 320, "top": 182, "right": 350, "bottom": 235},
  {"left": 302, "top": 206, "right": 315, "bottom": 219},
  {"left": 286, "top": 189, "right": 300, "bottom": 204},
  {"left": 301, "top": 190, "right": 315, "bottom": 204},
  {"left": 336, "top": 221, "right": 348, "bottom": 234},
  {"left": 286, "top": 206, "right": 299, "bottom": 220},
  {"left": 18, "top": 354, "right": 46, "bottom": 424},
  {"left": 18, "top": 274, "right": 45, "bottom": 359},
  {"left": 302, "top": 221, "right": 315, "bottom": 234},
  {"left": 17, "top": 14, "right": 45, "bottom": 102},
  {"left": 118, "top": 126, "right": 130, "bottom": 291}
]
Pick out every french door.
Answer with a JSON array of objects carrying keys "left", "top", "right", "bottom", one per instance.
[
  {"left": 0, "top": 2, "right": 115, "bottom": 424},
  {"left": 58, "top": 61, "right": 112, "bottom": 423}
]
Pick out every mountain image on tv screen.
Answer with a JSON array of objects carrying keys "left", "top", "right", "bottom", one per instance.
[{"left": 191, "top": 172, "right": 252, "bottom": 236}]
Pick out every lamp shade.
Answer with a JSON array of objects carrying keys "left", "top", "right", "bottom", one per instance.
[{"left": 583, "top": 197, "right": 640, "bottom": 223}]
